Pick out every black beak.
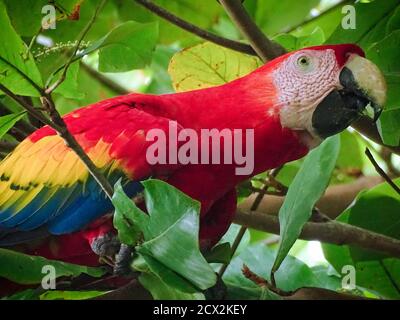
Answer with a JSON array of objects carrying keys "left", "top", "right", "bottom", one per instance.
[{"left": 312, "top": 56, "right": 386, "bottom": 139}]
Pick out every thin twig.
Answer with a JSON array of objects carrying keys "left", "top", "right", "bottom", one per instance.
[
  {"left": 24, "top": 28, "right": 42, "bottom": 59},
  {"left": 134, "top": 0, "right": 256, "bottom": 56},
  {"left": 365, "top": 148, "right": 400, "bottom": 195},
  {"left": 45, "top": 0, "right": 107, "bottom": 94},
  {"left": 248, "top": 186, "right": 286, "bottom": 196},
  {"left": 219, "top": 0, "right": 287, "bottom": 62}
]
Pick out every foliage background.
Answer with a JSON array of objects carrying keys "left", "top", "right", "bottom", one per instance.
[{"left": 0, "top": 0, "right": 399, "bottom": 300}]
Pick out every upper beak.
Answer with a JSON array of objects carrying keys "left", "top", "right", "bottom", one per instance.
[
  {"left": 312, "top": 54, "right": 387, "bottom": 139},
  {"left": 339, "top": 54, "right": 386, "bottom": 122}
]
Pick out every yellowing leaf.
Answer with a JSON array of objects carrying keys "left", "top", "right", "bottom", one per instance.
[{"left": 168, "top": 42, "right": 262, "bottom": 92}]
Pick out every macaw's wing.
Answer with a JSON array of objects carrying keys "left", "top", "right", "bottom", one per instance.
[{"left": 0, "top": 95, "right": 181, "bottom": 242}]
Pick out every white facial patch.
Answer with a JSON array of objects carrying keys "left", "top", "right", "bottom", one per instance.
[{"left": 272, "top": 49, "right": 341, "bottom": 145}]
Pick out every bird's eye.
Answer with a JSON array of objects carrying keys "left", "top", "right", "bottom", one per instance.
[{"left": 297, "top": 55, "right": 311, "bottom": 68}]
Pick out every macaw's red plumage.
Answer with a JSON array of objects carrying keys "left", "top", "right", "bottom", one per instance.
[{"left": 0, "top": 44, "right": 386, "bottom": 253}]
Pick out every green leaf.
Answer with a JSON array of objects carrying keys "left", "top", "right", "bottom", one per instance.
[
  {"left": 138, "top": 192, "right": 217, "bottom": 290},
  {"left": 336, "top": 130, "right": 363, "bottom": 170},
  {"left": 39, "top": 290, "right": 106, "bottom": 300},
  {"left": 3, "top": 0, "right": 47, "bottom": 37},
  {"left": 35, "top": 50, "right": 84, "bottom": 101},
  {"left": 275, "top": 159, "right": 304, "bottom": 187},
  {"left": 327, "top": 0, "right": 400, "bottom": 46},
  {"left": 53, "top": 62, "right": 84, "bottom": 100},
  {"left": 0, "top": 111, "right": 26, "bottom": 139},
  {"left": 0, "top": 1, "right": 42, "bottom": 96},
  {"left": 121, "top": 179, "right": 217, "bottom": 291},
  {"left": 377, "top": 109, "right": 400, "bottom": 146},
  {"left": 39, "top": 0, "right": 121, "bottom": 45},
  {"left": 255, "top": 0, "right": 320, "bottom": 36},
  {"left": 203, "top": 242, "right": 231, "bottom": 264},
  {"left": 346, "top": 180, "right": 400, "bottom": 261},
  {"left": 141, "top": 179, "right": 200, "bottom": 239},
  {"left": 323, "top": 178, "right": 400, "bottom": 299},
  {"left": 139, "top": 253, "right": 199, "bottom": 293},
  {"left": 82, "top": 21, "right": 159, "bottom": 73},
  {"left": 168, "top": 42, "right": 262, "bottom": 92},
  {"left": 0, "top": 248, "right": 105, "bottom": 284},
  {"left": 139, "top": 272, "right": 204, "bottom": 300},
  {"left": 223, "top": 244, "right": 325, "bottom": 299},
  {"left": 386, "top": 5, "right": 400, "bottom": 34},
  {"left": 292, "top": 3, "right": 344, "bottom": 39},
  {"left": 366, "top": 31, "right": 400, "bottom": 146},
  {"left": 2, "top": 289, "right": 40, "bottom": 300},
  {"left": 272, "top": 136, "right": 340, "bottom": 273},
  {"left": 274, "top": 27, "right": 325, "bottom": 51},
  {"left": 116, "top": 0, "right": 222, "bottom": 45},
  {"left": 146, "top": 45, "right": 176, "bottom": 94},
  {"left": 217, "top": 223, "right": 250, "bottom": 256},
  {"left": 112, "top": 179, "right": 147, "bottom": 246}
]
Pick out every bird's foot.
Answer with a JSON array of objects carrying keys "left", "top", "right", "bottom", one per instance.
[
  {"left": 90, "top": 232, "right": 121, "bottom": 257},
  {"left": 113, "top": 244, "right": 135, "bottom": 276}
]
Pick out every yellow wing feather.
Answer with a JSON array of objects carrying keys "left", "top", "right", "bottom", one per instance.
[{"left": 0, "top": 135, "right": 116, "bottom": 216}]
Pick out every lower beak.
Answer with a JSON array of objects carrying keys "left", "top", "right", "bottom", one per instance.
[{"left": 312, "top": 54, "right": 387, "bottom": 139}]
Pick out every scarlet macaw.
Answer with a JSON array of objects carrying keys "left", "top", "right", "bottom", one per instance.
[{"left": 0, "top": 44, "right": 386, "bottom": 250}]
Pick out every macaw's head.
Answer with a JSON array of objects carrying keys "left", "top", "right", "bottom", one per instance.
[{"left": 257, "top": 44, "right": 386, "bottom": 148}]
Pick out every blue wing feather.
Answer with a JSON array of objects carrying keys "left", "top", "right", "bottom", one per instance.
[{"left": 0, "top": 174, "right": 143, "bottom": 235}]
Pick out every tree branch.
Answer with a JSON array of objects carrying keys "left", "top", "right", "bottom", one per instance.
[
  {"left": 240, "top": 175, "right": 385, "bottom": 220},
  {"left": 134, "top": 0, "right": 257, "bottom": 56},
  {"left": 234, "top": 209, "right": 400, "bottom": 259},
  {"left": 219, "top": 0, "right": 287, "bottom": 61}
]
